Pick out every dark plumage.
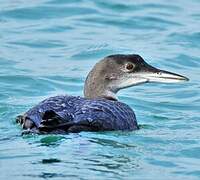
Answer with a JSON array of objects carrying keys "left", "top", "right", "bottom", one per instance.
[
  {"left": 16, "top": 95, "right": 138, "bottom": 134},
  {"left": 16, "top": 54, "right": 188, "bottom": 134}
]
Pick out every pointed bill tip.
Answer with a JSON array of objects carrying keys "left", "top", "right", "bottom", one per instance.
[{"left": 182, "top": 76, "right": 189, "bottom": 81}]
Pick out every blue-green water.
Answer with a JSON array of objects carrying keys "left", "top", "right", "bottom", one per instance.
[{"left": 0, "top": 0, "right": 200, "bottom": 179}]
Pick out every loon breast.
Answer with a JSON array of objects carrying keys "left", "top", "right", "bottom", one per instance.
[{"left": 19, "top": 95, "right": 138, "bottom": 133}]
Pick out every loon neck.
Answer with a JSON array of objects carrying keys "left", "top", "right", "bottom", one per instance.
[
  {"left": 84, "top": 79, "right": 118, "bottom": 100},
  {"left": 83, "top": 60, "right": 118, "bottom": 101},
  {"left": 100, "top": 91, "right": 118, "bottom": 101}
]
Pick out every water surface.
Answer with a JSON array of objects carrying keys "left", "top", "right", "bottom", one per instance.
[{"left": 0, "top": 0, "right": 200, "bottom": 179}]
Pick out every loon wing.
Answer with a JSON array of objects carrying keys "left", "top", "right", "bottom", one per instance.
[
  {"left": 38, "top": 110, "right": 97, "bottom": 133},
  {"left": 39, "top": 108, "right": 113, "bottom": 133},
  {"left": 16, "top": 109, "right": 94, "bottom": 134}
]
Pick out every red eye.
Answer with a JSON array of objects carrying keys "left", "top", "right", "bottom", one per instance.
[{"left": 126, "top": 63, "right": 134, "bottom": 70}]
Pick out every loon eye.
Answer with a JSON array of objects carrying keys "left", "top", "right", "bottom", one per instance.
[{"left": 125, "top": 63, "right": 135, "bottom": 71}]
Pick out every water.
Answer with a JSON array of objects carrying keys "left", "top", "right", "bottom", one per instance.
[{"left": 0, "top": 0, "right": 200, "bottom": 179}]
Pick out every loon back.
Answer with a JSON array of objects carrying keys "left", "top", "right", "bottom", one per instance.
[{"left": 16, "top": 95, "right": 138, "bottom": 134}]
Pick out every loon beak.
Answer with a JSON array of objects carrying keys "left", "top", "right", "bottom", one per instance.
[{"left": 140, "top": 63, "right": 189, "bottom": 83}]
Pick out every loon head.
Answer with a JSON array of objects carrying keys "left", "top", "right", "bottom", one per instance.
[{"left": 84, "top": 54, "right": 189, "bottom": 100}]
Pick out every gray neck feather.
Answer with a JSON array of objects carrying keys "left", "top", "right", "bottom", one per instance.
[{"left": 84, "top": 59, "right": 118, "bottom": 100}]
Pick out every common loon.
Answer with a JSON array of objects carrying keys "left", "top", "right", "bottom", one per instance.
[{"left": 16, "top": 54, "right": 188, "bottom": 134}]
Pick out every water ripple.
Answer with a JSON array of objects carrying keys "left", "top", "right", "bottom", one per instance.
[{"left": 0, "top": 5, "right": 98, "bottom": 20}]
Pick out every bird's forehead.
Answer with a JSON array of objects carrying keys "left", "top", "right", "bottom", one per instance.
[{"left": 107, "top": 54, "right": 144, "bottom": 65}]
